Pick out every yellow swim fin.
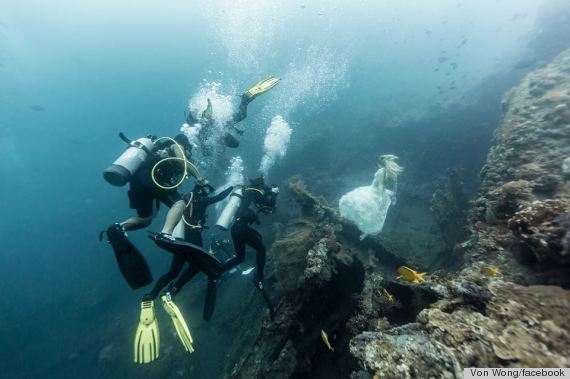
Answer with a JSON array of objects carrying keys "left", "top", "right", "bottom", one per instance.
[
  {"left": 134, "top": 300, "right": 160, "bottom": 364},
  {"left": 161, "top": 293, "right": 194, "bottom": 353},
  {"left": 243, "top": 76, "right": 280, "bottom": 102}
]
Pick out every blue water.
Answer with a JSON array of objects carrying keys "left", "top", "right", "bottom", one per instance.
[{"left": 0, "top": 0, "right": 562, "bottom": 377}]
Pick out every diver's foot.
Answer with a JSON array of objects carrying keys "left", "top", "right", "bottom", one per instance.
[
  {"left": 165, "top": 283, "right": 179, "bottom": 301},
  {"left": 142, "top": 293, "right": 154, "bottom": 302},
  {"left": 152, "top": 232, "right": 175, "bottom": 242}
]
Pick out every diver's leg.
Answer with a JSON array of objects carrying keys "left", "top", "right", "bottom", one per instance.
[
  {"left": 222, "top": 225, "right": 246, "bottom": 271},
  {"left": 160, "top": 199, "right": 185, "bottom": 234},
  {"left": 146, "top": 254, "right": 186, "bottom": 299},
  {"left": 244, "top": 227, "right": 266, "bottom": 281},
  {"left": 120, "top": 216, "right": 153, "bottom": 231},
  {"left": 169, "top": 265, "right": 199, "bottom": 298},
  {"left": 120, "top": 189, "right": 156, "bottom": 231},
  {"left": 231, "top": 95, "right": 249, "bottom": 124},
  {"left": 203, "top": 277, "right": 218, "bottom": 321},
  {"left": 168, "top": 230, "right": 202, "bottom": 297}
]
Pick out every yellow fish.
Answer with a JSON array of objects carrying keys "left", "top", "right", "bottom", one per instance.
[
  {"left": 383, "top": 289, "right": 394, "bottom": 303},
  {"left": 320, "top": 329, "right": 334, "bottom": 351},
  {"left": 397, "top": 266, "right": 427, "bottom": 284},
  {"left": 481, "top": 265, "right": 501, "bottom": 277}
]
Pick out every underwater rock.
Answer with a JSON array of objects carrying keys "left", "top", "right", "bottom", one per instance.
[
  {"left": 304, "top": 238, "right": 335, "bottom": 282},
  {"left": 352, "top": 282, "right": 570, "bottom": 377},
  {"left": 227, "top": 213, "right": 364, "bottom": 378},
  {"left": 471, "top": 48, "right": 570, "bottom": 284},
  {"left": 97, "top": 343, "right": 123, "bottom": 371},
  {"left": 508, "top": 200, "right": 570, "bottom": 266},
  {"left": 347, "top": 48, "right": 570, "bottom": 378},
  {"left": 430, "top": 169, "right": 469, "bottom": 252},
  {"left": 350, "top": 326, "right": 459, "bottom": 379},
  {"left": 288, "top": 178, "right": 337, "bottom": 220},
  {"left": 484, "top": 180, "right": 533, "bottom": 224},
  {"left": 563, "top": 157, "right": 570, "bottom": 178}
]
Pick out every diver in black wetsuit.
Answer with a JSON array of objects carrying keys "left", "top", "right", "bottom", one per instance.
[
  {"left": 149, "top": 177, "right": 278, "bottom": 321},
  {"left": 185, "top": 76, "right": 280, "bottom": 154},
  {"left": 119, "top": 134, "right": 197, "bottom": 232},
  {"left": 223, "top": 177, "right": 278, "bottom": 288},
  {"left": 102, "top": 134, "right": 199, "bottom": 290},
  {"left": 145, "top": 182, "right": 234, "bottom": 300}
]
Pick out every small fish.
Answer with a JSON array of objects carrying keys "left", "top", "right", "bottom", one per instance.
[
  {"left": 383, "top": 289, "right": 394, "bottom": 303},
  {"left": 397, "top": 266, "right": 427, "bottom": 284},
  {"left": 320, "top": 329, "right": 334, "bottom": 351},
  {"left": 481, "top": 265, "right": 500, "bottom": 277}
]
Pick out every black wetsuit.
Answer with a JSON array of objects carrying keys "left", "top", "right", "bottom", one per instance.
[
  {"left": 186, "top": 95, "right": 249, "bottom": 150},
  {"left": 223, "top": 187, "right": 276, "bottom": 282},
  {"left": 128, "top": 151, "right": 184, "bottom": 218},
  {"left": 147, "top": 186, "right": 233, "bottom": 299}
]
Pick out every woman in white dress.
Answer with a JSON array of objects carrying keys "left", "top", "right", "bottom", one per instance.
[{"left": 338, "top": 154, "right": 403, "bottom": 239}]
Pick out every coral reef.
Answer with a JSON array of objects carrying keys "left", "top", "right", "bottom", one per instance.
[
  {"left": 225, "top": 194, "right": 366, "bottom": 378},
  {"left": 349, "top": 49, "right": 570, "bottom": 377},
  {"left": 223, "top": 49, "right": 570, "bottom": 379},
  {"left": 472, "top": 49, "right": 570, "bottom": 285}
]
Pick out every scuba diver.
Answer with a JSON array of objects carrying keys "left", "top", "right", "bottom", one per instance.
[
  {"left": 185, "top": 76, "right": 280, "bottom": 154},
  {"left": 221, "top": 177, "right": 278, "bottom": 288},
  {"left": 133, "top": 181, "right": 233, "bottom": 364},
  {"left": 149, "top": 177, "right": 279, "bottom": 326},
  {"left": 147, "top": 182, "right": 234, "bottom": 299},
  {"left": 101, "top": 133, "right": 200, "bottom": 290}
]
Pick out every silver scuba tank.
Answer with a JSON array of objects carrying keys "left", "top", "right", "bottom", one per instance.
[
  {"left": 215, "top": 188, "right": 243, "bottom": 231},
  {"left": 103, "top": 136, "right": 155, "bottom": 186}
]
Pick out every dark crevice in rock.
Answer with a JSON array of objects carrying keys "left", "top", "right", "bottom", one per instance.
[
  {"left": 289, "top": 257, "right": 364, "bottom": 378},
  {"left": 383, "top": 282, "right": 441, "bottom": 326}
]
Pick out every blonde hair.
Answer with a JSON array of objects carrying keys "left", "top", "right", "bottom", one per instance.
[{"left": 379, "top": 154, "right": 403, "bottom": 179}]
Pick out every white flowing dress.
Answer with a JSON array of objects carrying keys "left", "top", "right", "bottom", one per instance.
[{"left": 338, "top": 167, "right": 395, "bottom": 239}]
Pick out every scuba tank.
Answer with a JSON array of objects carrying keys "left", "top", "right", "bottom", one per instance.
[
  {"left": 103, "top": 133, "right": 155, "bottom": 187},
  {"left": 215, "top": 188, "right": 243, "bottom": 231}
]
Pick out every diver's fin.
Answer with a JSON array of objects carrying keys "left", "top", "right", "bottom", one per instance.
[
  {"left": 223, "top": 133, "right": 240, "bottom": 148},
  {"left": 134, "top": 300, "right": 160, "bottom": 364},
  {"left": 242, "top": 76, "right": 280, "bottom": 102},
  {"left": 160, "top": 293, "right": 194, "bottom": 353},
  {"left": 203, "top": 278, "right": 218, "bottom": 321},
  {"left": 149, "top": 232, "right": 224, "bottom": 278},
  {"left": 107, "top": 224, "right": 152, "bottom": 289}
]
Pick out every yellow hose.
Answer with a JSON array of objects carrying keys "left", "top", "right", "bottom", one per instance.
[{"left": 151, "top": 137, "right": 199, "bottom": 190}]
